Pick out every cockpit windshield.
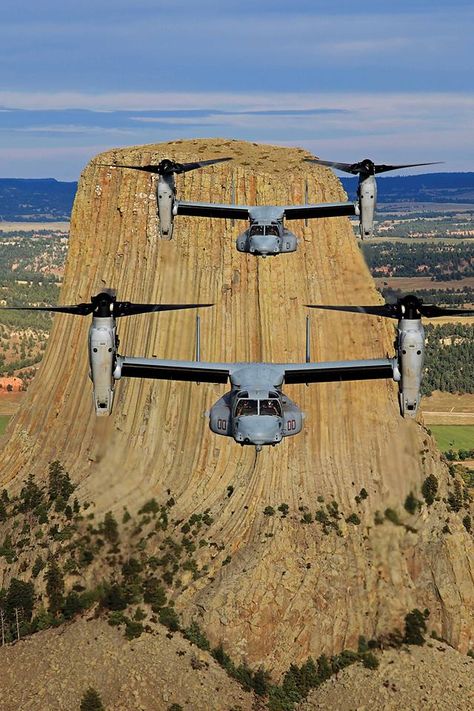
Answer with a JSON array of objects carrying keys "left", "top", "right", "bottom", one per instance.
[
  {"left": 235, "top": 397, "right": 281, "bottom": 417},
  {"left": 235, "top": 399, "right": 258, "bottom": 417},
  {"left": 260, "top": 399, "right": 282, "bottom": 416},
  {"left": 249, "top": 225, "right": 279, "bottom": 237}
]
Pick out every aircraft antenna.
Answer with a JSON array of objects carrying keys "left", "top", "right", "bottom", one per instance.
[
  {"left": 305, "top": 315, "right": 311, "bottom": 363},
  {"left": 195, "top": 315, "right": 201, "bottom": 362}
]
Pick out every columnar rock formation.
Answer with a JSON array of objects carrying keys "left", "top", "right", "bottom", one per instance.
[{"left": 0, "top": 139, "right": 472, "bottom": 674}]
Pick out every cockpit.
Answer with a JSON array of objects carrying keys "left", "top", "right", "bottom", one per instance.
[
  {"left": 234, "top": 391, "right": 282, "bottom": 417},
  {"left": 248, "top": 224, "right": 280, "bottom": 237}
]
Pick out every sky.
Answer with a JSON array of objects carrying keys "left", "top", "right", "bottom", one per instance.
[{"left": 1, "top": 0, "right": 473, "bottom": 179}]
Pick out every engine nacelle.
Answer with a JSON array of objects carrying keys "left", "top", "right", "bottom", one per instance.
[
  {"left": 157, "top": 173, "right": 176, "bottom": 238},
  {"left": 88, "top": 317, "right": 117, "bottom": 416},
  {"left": 281, "top": 395, "right": 303, "bottom": 436},
  {"left": 397, "top": 318, "right": 424, "bottom": 417},
  {"left": 358, "top": 174, "right": 377, "bottom": 238},
  {"left": 209, "top": 394, "right": 233, "bottom": 437}
]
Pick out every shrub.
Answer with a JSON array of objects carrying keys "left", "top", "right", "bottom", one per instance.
[
  {"left": 102, "top": 512, "right": 119, "bottom": 545},
  {"left": 124, "top": 619, "right": 143, "bottom": 640},
  {"left": 359, "top": 488, "right": 368, "bottom": 500},
  {"left": 138, "top": 498, "right": 159, "bottom": 515},
  {"left": 6, "top": 578, "right": 35, "bottom": 620},
  {"left": 404, "top": 608, "right": 427, "bottom": 645},
  {"left": 263, "top": 506, "right": 275, "bottom": 516},
  {"left": 101, "top": 583, "right": 128, "bottom": 611},
  {"left": 46, "top": 559, "right": 64, "bottom": 615},
  {"left": 31, "top": 556, "right": 44, "bottom": 578},
  {"left": 18, "top": 473, "right": 43, "bottom": 513},
  {"left": 374, "top": 510, "right": 384, "bottom": 525},
  {"left": 142, "top": 577, "right": 166, "bottom": 611},
  {"left": 404, "top": 492, "right": 420, "bottom": 515},
  {"left": 346, "top": 513, "right": 361, "bottom": 525},
  {"left": 447, "top": 480, "right": 463, "bottom": 512},
  {"left": 462, "top": 515, "right": 471, "bottom": 533},
  {"left": 384, "top": 508, "right": 401, "bottom": 525},
  {"left": 48, "top": 461, "right": 75, "bottom": 502},
  {"left": 278, "top": 503, "right": 289, "bottom": 517},
  {"left": 184, "top": 621, "right": 210, "bottom": 650},
  {"left": 361, "top": 652, "right": 379, "bottom": 669},
  {"left": 159, "top": 606, "right": 180, "bottom": 631},
  {"left": 301, "top": 512, "right": 313, "bottom": 524},
  {"left": 421, "top": 475, "right": 438, "bottom": 506},
  {"left": 80, "top": 687, "right": 104, "bottom": 711}
]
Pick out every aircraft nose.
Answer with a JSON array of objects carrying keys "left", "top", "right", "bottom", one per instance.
[
  {"left": 249, "top": 236, "right": 280, "bottom": 255},
  {"left": 234, "top": 416, "right": 282, "bottom": 445}
]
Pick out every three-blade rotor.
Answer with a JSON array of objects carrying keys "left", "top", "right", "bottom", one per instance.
[
  {"left": 99, "top": 156, "right": 231, "bottom": 176},
  {"left": 305, "top": 157, "right": 442, "bottom": 176},
  {"left": 0, "top": 290, "right": 213, "bottom": 319},
  {"left": 306, "top": 294, "right": 474, "bottom": 320}
]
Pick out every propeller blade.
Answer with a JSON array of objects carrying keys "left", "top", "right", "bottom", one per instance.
[
  {"left": 115, "top": 302, "right": 214, "bottom": 317},
  {"left": 373, "top": 161, "right": 442, "bottom": 175},
  {"left": 97, "top": 163, "right": 160, "bottom": 174},
  {"left": 305, "top": 303, "right": 398, "bottom": 318},
  {"left": 304, "top": 158, "right": 360, "bottom": 175},
  {"left": 172, "top": 157, "right": 232, "bottom": 174},
  {"left": 0, "top": 303, "right": 93, "bottom": 315},
  {"left": 420, "top": 304, "right": 474, "bottom": 318}
]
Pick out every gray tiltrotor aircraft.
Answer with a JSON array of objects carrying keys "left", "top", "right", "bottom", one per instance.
[
  {"left": 1, "top": 291, "right": 213, "bottom": 416},
  {"left": 101, "top": 156, "right": 358, "bottom": 256},
  {"left": 307, "top": 294, "right": 474, "bottom": 417},
  {"left": 4, "top": 295, "right": 401, "bottom": 449},
  {"left": 114, "top": 315, "right": 397, "bottom": 450},
  {"left": 305, "top": 158, "right": 441, "bottom": 238},
  {"left": 11, "top": 294, "right": 472, "bottom": 449},
  {"left": 174, "top": 200, "right": 357, "bottom": 256},
  {"left": 100, "top": 157, "right": 232, "bottom": 238}
]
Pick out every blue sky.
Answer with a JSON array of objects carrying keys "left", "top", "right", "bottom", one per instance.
[{"left": 1, "top": 0, "right": 473, "bottom": 179}]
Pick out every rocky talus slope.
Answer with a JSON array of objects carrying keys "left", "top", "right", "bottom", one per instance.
[{"left": 0, "top": 139, "right": 472, "bottom": 686}]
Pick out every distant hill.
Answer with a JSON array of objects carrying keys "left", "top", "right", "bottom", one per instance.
[
  {"left": 1, "top": 173, "right": 474, "bottom": 222},
  {"left": 0, "top": 178, "right": 76, "bottom": 222},
  {"left": 341, "top": 171, "right": 474, "bottom": 203}
]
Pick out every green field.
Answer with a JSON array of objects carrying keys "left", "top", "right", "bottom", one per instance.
[
  {"left": 430, "top": 425, "right": 474, "bottom": 451},
  {"left": 0, "top": 415, "right": 10, "bottom": 435}
]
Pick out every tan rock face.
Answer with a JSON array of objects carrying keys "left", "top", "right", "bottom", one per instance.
[{"left": 0, "top": 139, "right": 472, "bottom": 674}]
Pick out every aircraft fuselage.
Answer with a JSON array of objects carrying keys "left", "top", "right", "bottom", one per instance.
[{"left": 209, "top": 387, "right": 303, "bottom": 448}]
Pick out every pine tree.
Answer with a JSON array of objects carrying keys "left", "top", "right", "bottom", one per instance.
[
  {"left": 46, "top": 558, "right": 64, "bottom": 615},
  {"left": 80, "top": 687, "right": 105, "bottom": 711}
]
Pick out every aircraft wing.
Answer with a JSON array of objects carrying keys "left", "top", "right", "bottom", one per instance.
[
  {"left": 175, "top": 201, "right": 250, "bottom": 220},
  {"left": 283, "top": 202, "right": 357, "bottom": 220},
  {"left": 283, "top": 358, "right": 396, "bottom": 384},
  {"left": 117, "top": 356, "right": 230, "bottom": 384}
]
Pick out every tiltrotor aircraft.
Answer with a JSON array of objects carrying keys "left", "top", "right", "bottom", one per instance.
[
  {"left": 100, "top": 157, "right": 232, "bottom": 239},
  {"left": 174, "top": 200, "right": 357, "bottom": 257},
  {"left": 101, "top": 156, "right": 358, "bottom": 256},
  {"left": 3, "top": 291, "right": 403, "bottom": 450},
  {"left": 305, "top": 157, "right": 441, "bottom": 238},
  {"left": 8, "top": 291, "right": 474, "bottom": 449},
  {"left": 1, "top": 291, "right": 212, "bottom": 415},
  {"left": 307, "top": 294, "right": 474, "bottom": 416}
]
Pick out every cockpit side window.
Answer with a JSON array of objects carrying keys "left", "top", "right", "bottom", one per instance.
[
  {"left": 235, "top": 399, "right": 258, "bottom": 416},
  {"left": 265, "top": 225, "right": 279, "bottom": 236}
]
